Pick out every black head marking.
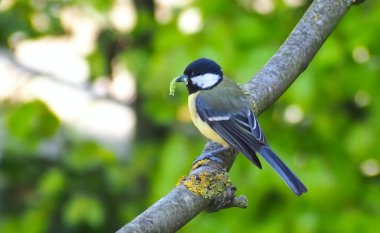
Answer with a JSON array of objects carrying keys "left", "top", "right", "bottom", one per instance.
[
  {"left": 183, "top": 58, "right": 223, "bottom": 78},
  {"left": 182, "top": 58, "right": 223, "bottom": 93}
]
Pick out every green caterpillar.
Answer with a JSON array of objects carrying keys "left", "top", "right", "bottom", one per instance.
[{"left": 169, "top": 77, "right": 187, "bottom": 96}]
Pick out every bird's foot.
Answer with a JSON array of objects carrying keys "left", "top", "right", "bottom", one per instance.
[{"left": 192, "top": 146, "right": 228, "bottom": 166}]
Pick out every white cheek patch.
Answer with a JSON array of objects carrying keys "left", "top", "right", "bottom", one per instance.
[{"left": 191, "top": 73, "right": 220, "bottom": 89}]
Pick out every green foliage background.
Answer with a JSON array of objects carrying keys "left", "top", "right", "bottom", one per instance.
[{"left": 0, "top": 0, "right": 379, "bottom": 232}]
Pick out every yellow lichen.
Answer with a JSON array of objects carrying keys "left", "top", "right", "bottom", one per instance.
[
  {"left": 179, "top": 170, "right": 232, "bottom": 199},
  {"left": 191, "top": 159, "right": 210, "bottom": 170},
  {"left": 176, "top": 175, "right": 186, "bottom": 186}
]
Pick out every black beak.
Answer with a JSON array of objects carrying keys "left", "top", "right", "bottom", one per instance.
[{"left": 176, "top": 75, "right": 188, "bottom": 82}]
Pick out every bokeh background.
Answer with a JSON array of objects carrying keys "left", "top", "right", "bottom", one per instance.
[{"left": 0, "top": 0, "right": 379, "bottom": 232}]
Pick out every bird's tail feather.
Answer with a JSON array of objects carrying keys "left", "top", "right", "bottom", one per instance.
[{"left": 258, "top": 146, "right": 307, "bottom": 196}]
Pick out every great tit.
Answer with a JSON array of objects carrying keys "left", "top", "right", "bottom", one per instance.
[{"left": 175, "top": 58, "right": 307, "bottom": 196}]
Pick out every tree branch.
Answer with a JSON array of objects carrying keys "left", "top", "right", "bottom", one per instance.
[
  {"left": 245, "top": 0, "right": 361, "bottom": 114},
  {"left": 117, "top": 0, "right": 362, "bottom": 232}
]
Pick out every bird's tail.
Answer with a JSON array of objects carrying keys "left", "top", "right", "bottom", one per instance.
[{"left": 257, "top": 146, "right": 307, "bottom": 196}]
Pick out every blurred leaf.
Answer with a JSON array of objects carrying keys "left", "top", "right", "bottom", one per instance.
[
  {"left": 20, "top": 209, "right": 49, "bottom": 233},
  {"left": 64, "top": 141, "right": 117, "bottom": 172},
  {"left": 151, "top": 134, "right": 192, "bottom": 200},
  {"left": 82, "top": 0, "right": 113, "bottom": 12},
  {"left": 87, "top": 47, "right": 108, "bottom": 79},
  {"left": 5, "top": 100, "right": 60, "bottom": 150},
  {"left": 37, "top": 168, "right": 66, "bottom": 200},
  {"left": 0, "top": 217, "right": 19, "bottom": 233},
  {"left": 63, "top": 195, "right": 105, "bottom": 227}
]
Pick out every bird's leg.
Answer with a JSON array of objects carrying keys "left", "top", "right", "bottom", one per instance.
[{"left": 192, "top": 146, "right": 228, "bottom": 165}]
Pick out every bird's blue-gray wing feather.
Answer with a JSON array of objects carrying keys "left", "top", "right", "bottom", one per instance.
[
  {"left": 195, "top": 91, "right": 307, "bottom": 195},
  {"left": 195, "top": 93, "right": 267, "bottom": 168}
]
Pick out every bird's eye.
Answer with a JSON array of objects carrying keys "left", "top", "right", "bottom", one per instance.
[{"left": 190, "top": 71, "right": 201, "bottom": 77}]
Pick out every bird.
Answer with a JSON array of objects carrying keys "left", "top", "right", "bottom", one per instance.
[{"left": 174, "top": 58, "right": 307, "bottom": 196}]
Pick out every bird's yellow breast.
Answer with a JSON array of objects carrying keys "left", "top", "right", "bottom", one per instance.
[{"left": 188, "top": 92, "right": 229, "bottom": 148}]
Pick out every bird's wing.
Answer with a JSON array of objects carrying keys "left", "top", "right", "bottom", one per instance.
[
  {"left": 195, "top": 92, "right": 267, "bottom": 168},
  {"left": 195, "top": 88, "right": 307, "bottom": 195}
]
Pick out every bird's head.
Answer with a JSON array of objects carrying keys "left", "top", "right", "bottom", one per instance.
[{"left": 176, "top": 58, "right": 223, "bottom": 94}]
